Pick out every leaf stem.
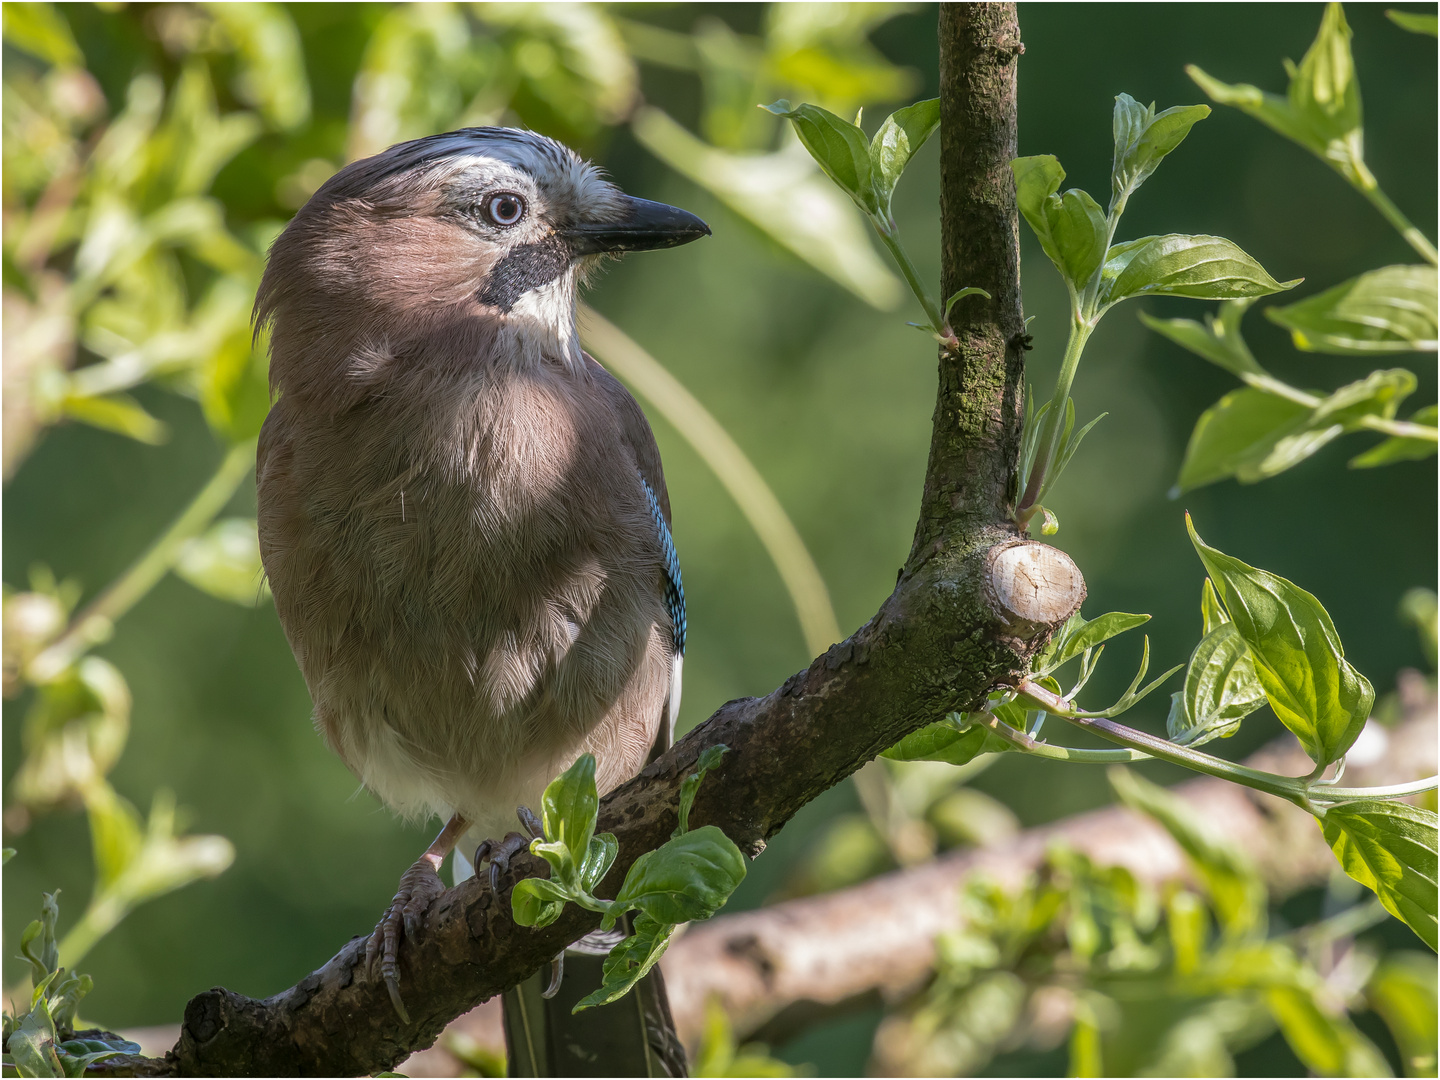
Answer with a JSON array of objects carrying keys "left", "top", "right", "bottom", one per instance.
[
  {"left": 1015, "top": 680, "right": 1439, "bottom": 812},
  {"left": 1017, "top": 320, "right": 1093, "bottom": 521},
  {"left": 1015, "top": 680, "right": 1322, "bottom": 811},
  {"left": 873, "top": 223, "right": 946, "bottom": 336},
  {"left": 977, "top": 711, "right": 1151, "bottom": 763},
  {"left": 1242, "top": 373, "right": 1438, "bottom": 442},
  {"left": 1358, "top": 182, "right": 1438, "bottom": 267},
  {"left": 30, "top": 439, "right": 257, "bottom": 681}
]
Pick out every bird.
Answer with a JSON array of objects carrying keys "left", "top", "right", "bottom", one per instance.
[{"left": 253, "top": 126, "right": 707, "bottom": 1076}]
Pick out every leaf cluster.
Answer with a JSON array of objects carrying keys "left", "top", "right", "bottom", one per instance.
[
  {"left": 510, "top": 748, "right": 746, "bottom": 1012},
  {"left": 2, "top": 889, "right": 140, "bottom": 1078},
  {"left": 885, "top": 769, "right": 1432, "bottom": 1077},
  {"left": 1148, "top": 5, "right": 1437, "bottom": 492}
]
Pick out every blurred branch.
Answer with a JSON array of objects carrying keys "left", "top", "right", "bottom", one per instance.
[
  {"left": 661, "top": 695, "right": 1437, "bottom": 1054},
  {"left": 29, "top": 439, "right": 255, "bottom": 682},
  {"left": 581, "top": 305, "right": 841, "bottom": 655}
]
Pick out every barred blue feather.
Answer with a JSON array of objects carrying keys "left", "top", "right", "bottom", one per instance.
[{"left": 640, "top": 476, "right": 686, "bottom": 656}]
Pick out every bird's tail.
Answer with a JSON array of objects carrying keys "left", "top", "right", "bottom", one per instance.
[{"left": 502, "top": 924, "right": 687, "bottom": 1077}]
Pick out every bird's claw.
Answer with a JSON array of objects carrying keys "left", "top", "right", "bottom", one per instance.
[
  {"left": 365, "top": 855, "right": 446, "bottom": 1024},
  {"left": 542, "top": 952, "right": 565, "bottom": 999},
  {"left": 474, "top": 806, "right": 544, "bottom": 893}
]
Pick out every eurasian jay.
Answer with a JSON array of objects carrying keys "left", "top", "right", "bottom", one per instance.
[{"left": 254, "top": 126, "right": 706, "bottom": 1075}]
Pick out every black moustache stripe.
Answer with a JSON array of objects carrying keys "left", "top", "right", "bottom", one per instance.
[{"left": 477, "top": 235, "right": 572, "bottom": 313}]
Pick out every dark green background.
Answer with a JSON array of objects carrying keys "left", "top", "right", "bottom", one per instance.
[{"left": 4, "top": 4, "right": 1435, "bottom": 1074}]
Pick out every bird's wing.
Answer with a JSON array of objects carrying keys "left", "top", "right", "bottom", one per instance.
[{"left": 584, "top": 354, "right": 685, "bottom": 757}]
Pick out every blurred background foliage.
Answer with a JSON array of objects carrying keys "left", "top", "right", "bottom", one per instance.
[{"left": 2, "top": 3, "right": 1434, "bottom": 1076}]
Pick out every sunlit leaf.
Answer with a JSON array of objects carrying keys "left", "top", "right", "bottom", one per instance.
[
  {"left": 869, "top": 98, "right": 939, "bottom": 216},
  {"left": 1187, "top": 5, "right": 1367, "bottom": 184},
  {"left": 633, "top": 107, "right": 901, "bottom": 308},
  {"left": 612, "top": 825, "right": 746, "bottom": 927},
  {"left": 1188, "top": 517, "right": 1373, "bottom": 767},
  {"left": 1366, "top": 952, "right": 1439, "bottom": 1076},
  {"left": 882, "top": 720, "right": 989, "bottom": 766},
  {"left": 762, "top": 99, "right": 877, "bottom": 214},
  {"left": 1267, "top": 265, "right": 1438, "bottom": 355},
  {"left": 1322, "top": 800, "right": 1437, "bottom": 951},
  {"left": 1350, "top": 404, "right": 1439, "bottom": 468},
  {"left": 3, "top": 2, "right": 83, "bottom": 68},
  {"left": 1139, "top": 298, "right": 1266, "bottom": 377},
  {"left": 1045, "top": 188, "right": 1108, "bottom": 290},
  {"left": 1178, "top": 388, "right": 1315, "bottom": 490},
  {"left": 1111, "top": 767, "right": 1265, "bottom": 937},
  {"left": 175, "top": 518, "right": 269, "bottom": 606},
  {"left": 1011, "top": 155, "right": 1067, "bottom": 276},
  {"left": 539, "top": 753, "right": 599, "bottom": 885},
  {"left": 1168, "top": 623, "right": 1268, "bottom": 747},
  {"left": 1110, "top": 93, "right": 1210, "bottom": 205},
  {"left": 202, "top": 2, "right": 311, "bottom": 131},
  {"left": 1102, "top": 234, "right": 1299, "bottom": 306},
  {"left": 1386, "top": 9, "right": 1438, "bottom": 35},
  {"left": 1053, "top": 611, "right": 1150, "bottom": 669},
  {"left": 59, "top": 393, "right": 167, "bottom": 445}
]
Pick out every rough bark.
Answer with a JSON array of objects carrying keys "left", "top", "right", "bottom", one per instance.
[{"left": 112, "top": 6, "right": 1068, "bottom": 1076}]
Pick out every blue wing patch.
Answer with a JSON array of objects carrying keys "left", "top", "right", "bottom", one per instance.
[{"left": 640, "top": 475, "right": 685, "bottom": 656}]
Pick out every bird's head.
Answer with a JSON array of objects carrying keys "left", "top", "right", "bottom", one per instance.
[{"left": 257, "top": 128, "right": 708, "bottom": 403}]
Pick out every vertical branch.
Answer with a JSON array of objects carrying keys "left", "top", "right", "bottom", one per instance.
[{"left": 911, "top": 3, "right": 1026, "bottom": 559}]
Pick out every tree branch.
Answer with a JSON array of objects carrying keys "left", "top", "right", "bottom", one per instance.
[{"left": 112, "top": 6, "right": 1078, "bottom": 1075}]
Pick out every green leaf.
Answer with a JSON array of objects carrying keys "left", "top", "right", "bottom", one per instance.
[
  {"left": 572, "top": 913, "right": 676, "bottom": 1012},
  {"left": 1053, "top": 612, "right": 1150, "bottom": 669},
  {"left": 200, "top": 327, "right": 270, "bottom": 444},
  {"left": 1188, "top": 516, "right": 1374, "bottom": 766},
  {"left": 1168, "top": 623, "right": 1268, "bottom": 747},
  {"left": 174, "top": 518, "right": 269, "bottom": 606},
  {"left": 1011, "top": 155, "right": 1067, "bottom": 272},
  {"left": 1201, "top": 578, "right": 1230, "bottom": 635},
  {"left": 2, "top": 2, "right": 84, "bottom": 68},
  {"left": 59, "top": 393, "right": 168, "bottom": 445},
  {"left": 510, "top": 876, "right": 573, "bottom": 929},
  {"left": 1110, "top": 767, "right": 1265, "bottom": 937},
  {"left": 19, "top": 893, "right": 61, "bottom": 984},
  {"left": 1187, "top": 5, "right": 1366, "bottom": 185},
  {"left": 200, "top": 3, "right": 312, "bottom": 132},
  {"left": 1311, "top": 368, "right": 1417, "bottom": 429},
  {"left": 8, "top": 1000, "right": 63, "bottom": 1078},
  {"left": 675, "top": 744, "right": 728, "bottom": 838},
  {"left": 1265, "top": 985, "right": 1350, "bottom": 1077},
  {"left": 1102, "top": 234, "right": 1299, "bottom": 307},
  {"left": 1366, "top": 952, "right": 1438, "bottom": 1075},
  {"left": 1178, "top": 388, "right": 1319, "bottom": 491},
  {"left": 612, "top": 825, "right": 746, "bottom": 927},
  {"left": 539, "top": 753, "right": 599, "bottom": 884},
  {"left": 763, "top": 100, "right": 876, "bottom": 213},
  {"left": 1322, "top": 800, "right": 1437, "bottom": 951},
  {"left": 881, "top": 719, "right": 988, "bottom": 766},
  {"left": 1351, "top": 404, "right": 1439, "bottom": 467},
  {"left": 1110, "top": 93, "right": 1210, "bottom": 205},
  {"left": 1139, "top": 298, "right": 1266, "bottom": 377},
  {"left": 1387, "top": 9, "right": 1438, "bottom": 35},
  {"left": 868, "top": 98, "right": 939, "bottom": 215},
  {"left": 1266, "top": 266, "right": 1438, "bottom": 355},
  {"left": 1045, "top": 188, "right": 1109, "bottom": 291},
  {"left": 578, "top": 832, "right": 619, "bottom": 894}
]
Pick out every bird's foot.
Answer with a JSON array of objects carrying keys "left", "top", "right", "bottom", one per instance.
[
  {"left": 476, "top": 808, "right": 564, "bottom": 998},
  {"left": 474, "top": 805, "right": 543, "bottom": 893},
  {"left": 365, "top": 853, "right": 447, "bottom": 1024}
]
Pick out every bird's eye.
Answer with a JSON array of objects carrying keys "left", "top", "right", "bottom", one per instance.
[{"left": 484, "top": 192, "right": 526, "bottom": 227}]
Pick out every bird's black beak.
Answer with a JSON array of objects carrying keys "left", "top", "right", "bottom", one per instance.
[{"left": 563, "top": 195, "right": 710, "bottom": 256}]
